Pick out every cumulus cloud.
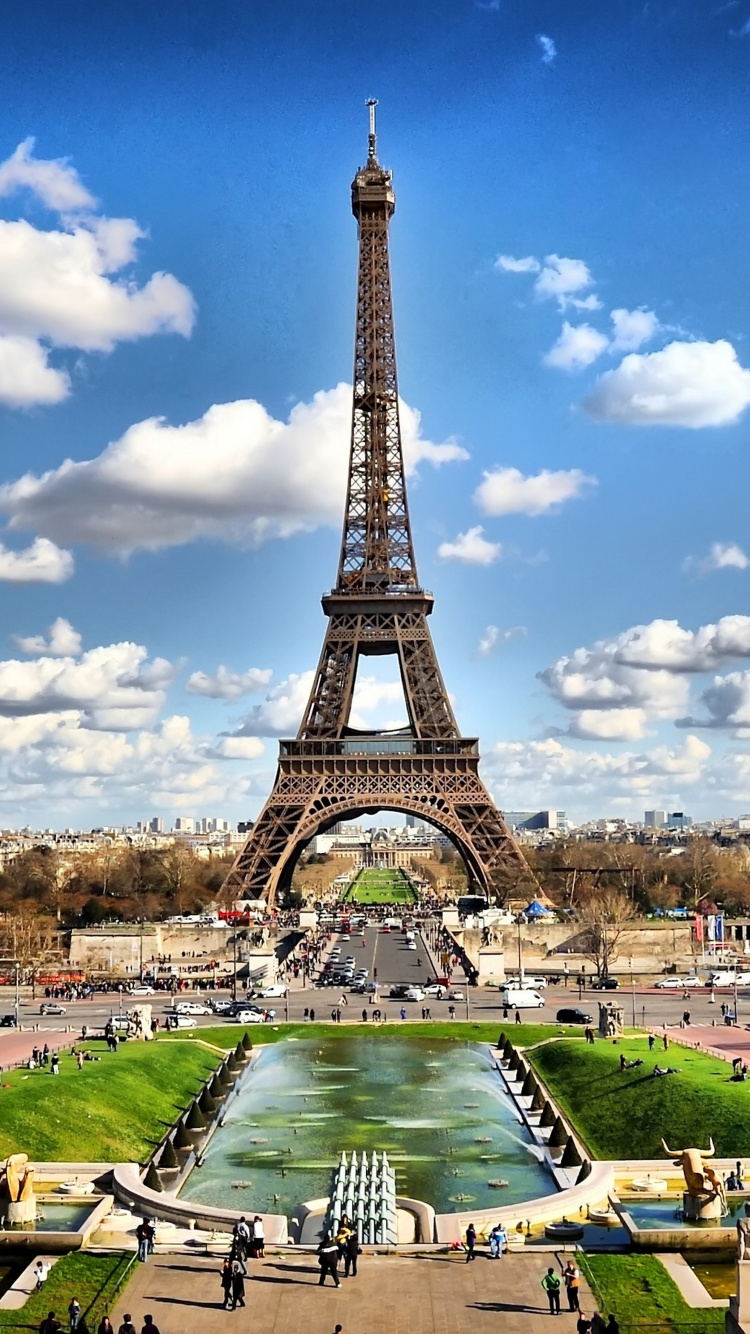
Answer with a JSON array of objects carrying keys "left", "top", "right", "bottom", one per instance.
[
  {"left": 536, "top": 33, "right": 557, "bottom": 63},
  {"left": 0, "top": 384, "right": 466, "bottom": 555},
  {"left": 534, "top": 255, "right": 594, "bottom": 308},
  {"left": 14, "top": 618, "right": 82, "bottom": 657},
  {"left": 543, "top": 322, "right": 609, "bottom": 371},
  {"left": 609, "top": 307, "right": 661, "bottom": 353},
  {"left": 185, "top": 665, "right": 273, "bottom": 700},
  {"left": 211, "top": 736, "right": 266, "bottom": 760},
  {"left": 474, "top": 465, "right": 596, "bottom": 517},
  {"left": 227, "top": 668, "right": 412, "bottom": 739},
  {"left": 683, "top": 542, "right": 750, "bottom": 576},
  {"left": 482, "top": 733, "right": 711, "bottom": 813},
  {"left": 540, "top": 615, "right": 750, "bottom": 739},
  {"left": 0, "top": 336, "right": 70, "bottom": 408},
  {"left": 437, "top": 526, "right": 502, "bottom": 565},
  {"left": 475, "top": 625, "right": 526, "bottom": 659},
  {"left": 0, "top": 640, "right": 176, "bottom": 729},
  {"left": 0, "top": 537, "right": 73, "bottom": 583},
  {"left": 583, "top": 339, "right": 750, "bottom": 428},
  {"left": 0, "top": 138, "right": 195, "bottom": 409}
]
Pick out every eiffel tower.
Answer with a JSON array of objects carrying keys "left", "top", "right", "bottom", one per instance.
[{"left": 223, "top": 104, "right": 535, "bottom": 906}]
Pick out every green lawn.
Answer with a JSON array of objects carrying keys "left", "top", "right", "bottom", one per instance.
[
  {"left": 528, "top": 1033, "right": 750, "bottom": 1158},
  {"left": 0, "top": 1038, "right": 217, "bottom": 1162},
  {"left": 342, "top": 867, "right": 418, "bottom": 905},
  {"left": 0, "top": 1253, "right": 133, "bottom": 1332},
  {"left": 581, "top": 1253, "right": 724, "bottom": 1331}
]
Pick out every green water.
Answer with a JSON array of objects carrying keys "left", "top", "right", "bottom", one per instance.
[
  {"left": 684, "top": 1253, "right": 735, "bottom": 1299},
  {"left": 180, "top": 1036, "right": 551, "bottom": 1215}
]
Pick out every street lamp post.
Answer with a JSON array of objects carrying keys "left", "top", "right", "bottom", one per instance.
[
  {"left": 630, "top": 957, "right": 636, "bottom": 1028},
  {"left": 13, "top": 961, "right": 20, "bottom": 1029},
  {"left": 232, "top": 931, "right": 238, "bottom": 1002}
]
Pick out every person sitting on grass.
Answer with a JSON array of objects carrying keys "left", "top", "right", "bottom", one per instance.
[{"left": 653, "top": 1064, "right": 681, "bottom": 1077}]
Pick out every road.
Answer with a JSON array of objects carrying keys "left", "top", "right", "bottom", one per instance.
[{"left": 2, "top": 922, "right": 748, "bottom": 1067}]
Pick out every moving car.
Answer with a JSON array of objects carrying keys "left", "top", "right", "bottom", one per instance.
[
  {"left": 423, "top": 983, "right": 446, "bottom": 999},
  {"left": 590, "top": 977, "right": 620, "bottom": 991},
  {"left": 448, "top": 989, "right": 465, "bottom": 1001},
  {"left": 175, "top": 1001, "right": 212, "bottom": 1015},
  {"left": 389, "top": 983, "right": 411, "bottom": 998},
  {"left": 406, "top": 941, "right": 417, "bottom": 951},
  {"left": 163, "top": 1013, "right": 198, "bottom": 1029},
  {"left": 210, "top": 998, "right": 235, "bottom": 1014},
  {"left": 260, "top": 984, "right": 288, "bottom": 998},
  {"left": 1, "top": 1014, "right": 17, "bottom": 1027},
  {"left": 40, "top": 1003, "right": 66, "bottom": 1015},
  {"left": 556, "top": 1007, "right": 593, "bottom": 1024},
  {"left": 406, "top": 987, "right": 426, "bottom": 1001},
  {"left": 129, "top": 985, "right": 155, "bottom": 997},
  {"left": 233, "top": 1007, "right": 275, "bottom": 1023}
]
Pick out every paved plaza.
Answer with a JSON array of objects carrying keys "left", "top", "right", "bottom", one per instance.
[{"left": 109, "top": 1251, "right": 597, "bottom": 1334}]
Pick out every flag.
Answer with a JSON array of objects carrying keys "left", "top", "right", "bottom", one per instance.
[
  {"left": 707, "top": 915, "right": 716, "bottom": 942},
  {"left": 716, "top": 915, "right": 724, "bottom": 942},
  {"left": 694, "top": 915, "right": 704, "bottom": 942}
]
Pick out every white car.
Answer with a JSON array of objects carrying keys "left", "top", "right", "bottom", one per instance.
[
  {"left": 175, "top": 1001, "right": 212, "bottom": 1015},
  {"left": 654, "top": 977, "right": 686, "bottom": 989},
  {"left": 448, "top": 989, "right": 465, "bottom": 1001},
  {"left": 233, "top": 1008, "right": 272, "bottom": 1024},
  {"left": 406, "top": 987, "right": 426, "bottom": 1001},
  {"left": 504, "top": 976, "right": 547, "bottom": 990},
  {"left": 260, "top": 984, "right": 287, "bottom": 998},
  {"left": 423, "top": 983, "right": 446, "bottom": 998},
  {"left": 682, "top": 976, "right": 703, "bottom": 988},
  {"left": 406, "top": 941, "right": 417, "bottom": 951},
  {"left": 165, "top": 1013, "right": 197, "bottom": 1028},
  {"left": 129, "top": 985, "right": 155, "bottom": 996}
]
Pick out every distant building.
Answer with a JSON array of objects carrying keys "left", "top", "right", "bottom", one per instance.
[
  {"left": 667, "top": 812, "right": 692, "bottom": 830},
  {"left": 174, "top": 817, "right": 195, "bottom": 832},
  {"left": 502, "top": 810, "right": 564, "bottom": 832},
  {"left": 149, "top": 816, "right": 164, "bottom": 834},
  {"left": 645, "top": 810, "right": 667, "bottom": 828}
]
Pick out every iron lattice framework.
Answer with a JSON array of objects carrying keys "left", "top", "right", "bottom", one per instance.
[{"left": 223, "top": 105, "right": 536, "bottom": 905}]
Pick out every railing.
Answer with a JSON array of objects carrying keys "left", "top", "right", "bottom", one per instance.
[{"left": 279, "top": 737, "right": 479, "bottom": 757}]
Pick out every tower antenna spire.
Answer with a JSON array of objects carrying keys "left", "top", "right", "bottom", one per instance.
[{"left": 367, "top": 97, "right": 378, "bottom": 163}]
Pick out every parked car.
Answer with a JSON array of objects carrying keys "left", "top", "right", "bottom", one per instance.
[
  {"left": 503, "top": 990, "right": 544, "bottom": 1010},
  {"left": 0, "top": 1014, "right": 17, "bottom": 1027},
  {"left": 654, "top": 977, "right": 688, "bottom": 989},
  {"left": 260, "top": 984, "right": 288, "bottom": 998},
  {"left": 682, "top": 975, "right": 703, "bottom": 988},
  {"left": 164, "top": 1013, "right": 198, "bottom": 1029},
  {"left": 40, "top": 1003, "right": 66, "bottom": 1015},
  {"left": 590, "top": 977, "right": 620, "bottom": 991},
  {"left": 556, "top": 1007, "right": 593, "bottom": 1024},
  {"left": 175, "top": 1001, "right": 212, "bottom": 1015}
]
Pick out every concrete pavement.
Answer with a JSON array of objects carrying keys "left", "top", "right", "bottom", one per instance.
[{"left": 109, "top": 1250, "right": 598, "bottom": 1334}]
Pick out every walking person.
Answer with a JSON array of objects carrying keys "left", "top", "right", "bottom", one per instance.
[
  {"left": 117, "top": 1317, "right": 136, "bottom": 1334},
  {"left": 230, "top": 1263, "right": 246, "bottom": 1309},
  {"left": 96, "top": 1319, "right": 113, "bottom": 1334},
  {"left": 140, "top": 1318, "right": 160, "bottom": 1334},
  {"left": 34, "top": 1261, "right": 50, "bottom": 1291},
  {"left": 590, "top": 1314, "right": 607, "bottom": 1334},
  {"left": 68, "top": 1299, "right": 81, "bottom": 1332},
  {"left": 563, "top": 1259, "right": 581, "bottom": 1311},
  {"left": 344, "top": 1231, "right": 360, "bottom": 1277},
  {"left": 605, "top": 1317, "right": 620, "bottom": 1334},
  {"left": 317, "top": 1232, "right": 341, "bottom": 1287},
  {"left": 136, "top": 1221, "right": 149, "bottom": 1263},
  {"left": 39, "top": 1315, "right": 61, "bottom": 1334},
  {"left": 541, "top": 1267, "right": 562, "bottom": 1315},
  {"left": 220, "top": 1258, "right": 233, "bottom": 1309},
  {"left": 489, "top": 1223, "right": 507, "bottom": 1257},
  {"left": 465, "top": 1222, "right": 477, "bottom": 1262}
]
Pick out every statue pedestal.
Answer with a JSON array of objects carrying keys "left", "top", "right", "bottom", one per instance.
[
  {"left": 6, "top": 1197, "right": 37, "bottom": 1224},
  {"left": 683, "top": 1190, "right": 722, "bottom": 1221}
]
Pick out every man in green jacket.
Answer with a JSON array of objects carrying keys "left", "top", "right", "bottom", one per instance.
[{"left": 542, "top": 1266, "right": 562, "bottom": 1315}]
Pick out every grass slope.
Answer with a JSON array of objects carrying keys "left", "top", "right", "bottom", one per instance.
[
  {"left": 165, "top": 1020, "right": 587, "bottom": 1050},
  {"left": 0, "top": 1253, "right": 132, "bottom": 1332},
  {"left": 582, "top": 1253, "right": 724, "bottom": 1331},
  {"left": 0, "top": 1039, "right": 217, "bottom": 1162},
  {"left": 529, "top": 1034, "right": 750, "bottom": 1158}
]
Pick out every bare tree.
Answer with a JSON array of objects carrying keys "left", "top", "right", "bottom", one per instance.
[{"left": 575, "top": 887, "right": 637, "bottom": 978}]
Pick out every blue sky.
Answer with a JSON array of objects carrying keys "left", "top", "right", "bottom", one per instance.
[{"left": 1, "top": 0, "right": 750, "bottom": 827}]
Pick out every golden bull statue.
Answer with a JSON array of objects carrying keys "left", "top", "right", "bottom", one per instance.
[{"left": 661, "top": 1138, "right": 724, "bottom": 1202}]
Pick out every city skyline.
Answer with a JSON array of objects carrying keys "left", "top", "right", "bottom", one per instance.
[{"left": 2, "top": 1, "right": 750, "bottom": 825}]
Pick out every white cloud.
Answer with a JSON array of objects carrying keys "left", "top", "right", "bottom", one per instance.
[
  {"left": 14, "top": 618, "right": 82, "bottom": 657},
  {"left": 534, "top": 255, "right": 594, "bottom": 308},
  {"left": 0, "top": 537, "right": 73, "bottom": 583},
  {"left": 0, "top": 137, "right": 96, "bottom": 213},
  {"left": 482, "top": 733, "right": 711, "bottom": 814},
  {"left": 609, "top": 307, "right": 661, "bottom": 353},
  {"left": 0, "top": 336, "right": 70, "bottom": 407},
  {"left": 474, "top": 465, "right": 596, "bottom": 517},
  {"left": 683, "top": 542, "right": 750, "bottom": 576},
  {"left": 211, "top": 736, "right": 266, "bottom": 760},
  {"left": 494, "top": 255, "right": 540, "bottom": 274},
  {"left": 0, "top": 640, "right": 175, "bottom": 728},
  {"left": 437, "top": 526, "right": 502, "bottom": 565},
  {"left": 584, "top": 339, "right": 750, "bottom": 428},
  {"left": 231, "top": 671, "right": 315, "bottom": 738},
  {"left": 567, "top": 708, "right": 650, "bottom": 742},
  {"left": 185, "top": 665, "right": 273, "bottom": 700},
  {"left": 475, "top": 625, "right": 526, "bottom": 659},
  {"left": 0, "top": 138, "right": 195, "bottom": 409},
  {"left": 543, "top": 322, "right": 609, "bottom": 371},
  {"left": 536, "top": 33, "right": 557, "bottom": 63},
  {"left": 0, "top": 384, "right": 466, "bottom": 555}
]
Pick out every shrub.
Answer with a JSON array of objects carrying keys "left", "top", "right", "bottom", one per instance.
[
  {"left": 561, "top": 1136, "right": 583, "bottom": 1168},
  {"left": 576, "top": 1159, "right": 592, "bottom": 1183},
  {"left": 521, "top": 1070, "right": 537, "bottom": 1098},
  {"left": 144, "top": 1161, "right": 163, "bottom": 1192},
  {"left": 531, "top": 1085, "right": 546, "bottom": 1112},
  {"left": 549, "top": 1116, "right": 568, "bottom": 1148},
  {"left": 186, "top": 1101, "right": 207, "bottom": 1131},
  {"left": 174, "top": 1119, "right": 191, "bottom": 1150},
  {"left": 241, "top": 1032, "right": 252, "bottom": 1053},
  {"left": 540, "top": 1101, "right": 556, "bottom": 1128},
  {"left": 159, "top": 1138, "right": 178, "bottom": 1169}
]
